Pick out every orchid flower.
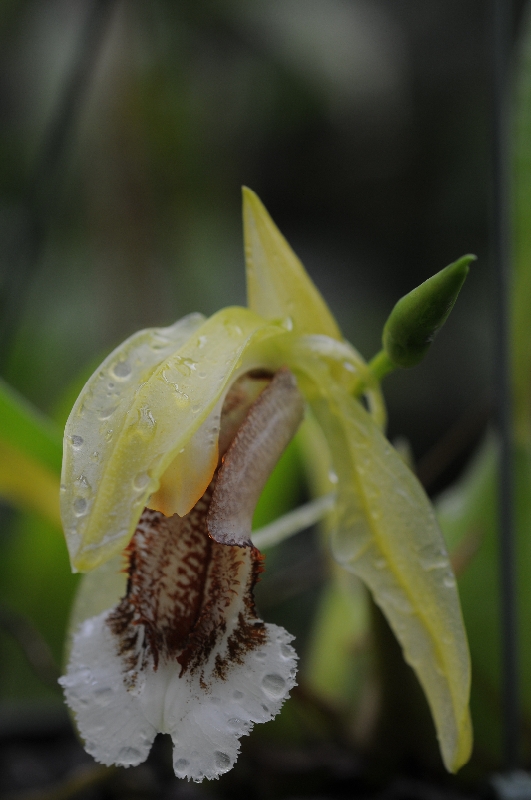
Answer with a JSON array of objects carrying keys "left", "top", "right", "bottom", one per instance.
[{"left": 59, "top": 188, "right": 472, "bottom": 781}]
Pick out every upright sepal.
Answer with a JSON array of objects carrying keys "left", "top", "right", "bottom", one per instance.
[{"left": 243, "top": 187, "right": 342, "bottom": 340}]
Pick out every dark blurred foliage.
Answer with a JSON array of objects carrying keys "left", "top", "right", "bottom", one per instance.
[{"left": 0, "top": 1, "right": 527, "bottom": 796}]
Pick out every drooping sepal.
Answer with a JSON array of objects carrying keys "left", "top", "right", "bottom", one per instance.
[{"left": 293, "top": 355, "right": 472, "bottom": 773}]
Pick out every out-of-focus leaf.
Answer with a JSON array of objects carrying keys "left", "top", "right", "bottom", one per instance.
[
  {"left": 513, "top": 4, "right": 531, "bottom": 446},
  {"left": 0, "top": 379, "right": 62, "bottom": 474},
  {"left": 437, "top": 436, "right": 531, "bottom": 765},
  {"left": 0, "top": 510, "right": 78, "bottom": 699},
  {"left": 0, "top": 439, "right": 61, "bottom": 526}
]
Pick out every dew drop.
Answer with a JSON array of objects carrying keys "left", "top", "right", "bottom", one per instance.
[
  {"left": 98, "top": 406, "right": 117, "bottom": 421},
  {"left": 117, "top": 746, "right": 141, "bottom": 763},
  {"left": 93, "top": 686, "right": 112, "bottom": 704},
  {"left": 112, "top": 361, "right": 132, "bottom": 380},
  {"left": 71, "top": 435, "right": 84, "bottom": 449},
  {"left": 140, "top": 406, "right": 156, "bottom": 427},
  {"left": 215, "top": 751, "right": 231, "bottom": 770},
  {"left": 280, "top": 643, "right": 293, "bottom": 659},
  {"left": 76, "top": 475, "right": 90, "bottom": 490},
  {"left": 105, "top": 429, "right": 113, "bottom": 442},
  {"left": 443, "top": 575, "right": 456, "bottom": 589},
  {"left": 133, "top": 472, "right": 150, "bottom": 491},
  {"left": 191, "top": 403, "right": 201, "bottom": 414},
  {"left": 73, "top": 498, "right": 88, "bottom": 517},
  {"left": 175, "top": 391, "right": 189, "bottom": 408},
  {"left": 175, "top": 758, "right": 189, "bottom": 771},
  {"left": 150, "top": 335, "right": 170, "bottom": 351},
  {"left": 262, "top": 673, "right": 286, "bottom": 697},
  {"left": 198, "top": 371, "right": 207, "bottom": 379},
  {"left": 282, "top": 316, "right": 294, "bottom": 332},
  {"left": 60, "top": 484, "right": 66, "bottom": 493}
]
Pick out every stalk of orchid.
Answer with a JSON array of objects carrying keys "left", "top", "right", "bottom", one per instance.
[{"left": 59, "top": 188, "right": 472, "bottom": 781}]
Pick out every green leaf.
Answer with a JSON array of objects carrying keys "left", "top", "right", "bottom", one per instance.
[
  {"left": 382, "top": 255, "right": 474, "bottom": 369},
  {"left": 436, "top": 436, "right": 531, "bottom": 766}
]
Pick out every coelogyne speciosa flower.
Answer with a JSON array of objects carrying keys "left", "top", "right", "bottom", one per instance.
[{"left": 59, "top": 189, "right": 472, "bottom": 781}]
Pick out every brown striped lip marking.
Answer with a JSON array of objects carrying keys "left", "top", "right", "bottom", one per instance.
[{"left": 107, "top": 490, "right": 267, "bottom": 689}]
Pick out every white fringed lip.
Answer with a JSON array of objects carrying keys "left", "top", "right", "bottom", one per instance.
[{"left": 60, "top": 504, "right": 298, "bottom": 781}]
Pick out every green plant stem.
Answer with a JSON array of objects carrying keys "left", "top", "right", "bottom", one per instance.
[{"left": 368, "top": 350, "right": 395, "bottom": 382}]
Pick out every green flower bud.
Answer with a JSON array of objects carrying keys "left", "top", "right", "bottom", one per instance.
[{"left": 382, "top": 254, "right": 475, "bottom": 369}]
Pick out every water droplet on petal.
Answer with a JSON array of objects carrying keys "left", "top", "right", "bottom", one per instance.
[
  {"left": 133, "top": 472, "right": 150, "bottom": 491},
  {"left": 105, "top": 429, "right": 114, "bottom": 442},
  {"left": 175, "top": 391, "right": 189, "bottom": 408},
  {"left": 93, "top": 686, "right": 112, "bottom": 705},
  {"left": 443, "top": 575, "right": 456, "bottom": 589},
  {"left": 73, "top": 498, "right": 88, "bottom": 517},
  {"left": 111, "top": 361, "right": 132, "bottom": 380},
  {"left": 98, "top": 406, "right": 117, "bottom": 421},
  {"left": 117, "top": 746, "right": 142, "bottom": 763},
  {"left": 262, "top": 673, "right": 286, "bottom": 697},
  {"left": 175, "top": 758, "right": 189, "bottom": 771},
  {"left": 215, "top": 752, "right": 231, "bottom": 770},
  {"left": 71, "top": 435, "right": 83, "bottom": 449},
  {"left": 280, "top": 643, "right": 293, "bottom": 659}
]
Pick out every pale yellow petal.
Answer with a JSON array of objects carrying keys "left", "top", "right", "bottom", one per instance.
[
  {"left": 294, "top": 357, "right": 471, "bottom": 773},
  {"left": 62, "top": 307, "right": 290, "bottom": 572},
  {"left": 243, "top": 187, "right": 342, "bottom": 340}
]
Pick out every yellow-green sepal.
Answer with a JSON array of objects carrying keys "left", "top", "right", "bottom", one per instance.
[{"left": 243, "top": 187, "right": 342, "bottom": 340}]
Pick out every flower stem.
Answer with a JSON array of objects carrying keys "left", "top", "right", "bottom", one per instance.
[
  {"left": 368, "top": 350, "right": 395, "bottom": 382},
  {"left": 252, "top": 493, "right": 336, "bottom": 550}
]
